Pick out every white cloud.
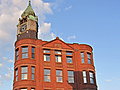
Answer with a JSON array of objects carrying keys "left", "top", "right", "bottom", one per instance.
[
  {"left": 67, "top": 35, "right": 76, "bottom": 40},
  {"left": 65, "top": 5, "right": 72, "bottom": 11},
  {"left": 105, "top": 79, "right": 112, "bottom": 82},
  {"left": 40, "top": 23, "right": 51, "bottom": 34},
  {"left": 39, "top": 22, "right": 56, "bottom": 40}
]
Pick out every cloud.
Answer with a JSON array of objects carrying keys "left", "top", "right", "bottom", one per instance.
[
  {"left": 40, "top": 22, "right": 51, "bottom": 34},
  {"left": 65, "top": 5, "right": 72, "bottom": 11},
  {"left": 67, "top": 35, "right": 76, "bottom": 40},
  {"left": 0, "top": 64, "right": 3, "bottom": 67},
  {"left": 105, "top": 79, "right": 112, "bottom": 82},
  {"left": 39, "top": 22, "right": 56, "bottom": 40}
]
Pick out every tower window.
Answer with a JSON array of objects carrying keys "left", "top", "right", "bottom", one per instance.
[
  {"left": 66, "top": 51, "right": 72, "bottom": 55},
  {"left": 87, "top": 53, "right": 92, "bottom": 64},
  {"left": 32, "top": 47, "right": 35, "bottom": 59},
  {"left": 89, "top": 72, "right": 94, "bottom": 84},
  {"left": 22, "top": 46, "right": 28, "bottom": 59},
  {"left": 56, "top": 70, "right": 63, "bottom": 82},
  {"left": 55, "top": 55, "right": 62, "bottom": 62},
  {"left": 66, "top": 56, "right": 73, "bottom": 63},
  {"left": 31, "top": 66, "right": 35, "bottom": 80},
  {"left": 80, "top": 52, "right": 84, "bottom": 63},
  {"left": 15, "top": 68, "right": 18, "bottom": 81},
  {"left": 68, "top": 71, "right": 74, "bottom": 83},
  {"left": 15, "top": 48, "right": 19, "bottom": 60},
  {"left": 21, "top": 66, "right": 28, "bottom": 80},
  {"left": 82, "top": 71, "right": 87, "bottom": 83},
  {"left": 44, "top": 55, "right": 50, "bottom": 61},
  {"left": 44, "top": 69, "right": 51, "bottom": 82}
]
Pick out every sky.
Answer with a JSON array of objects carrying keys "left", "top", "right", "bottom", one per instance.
[{"left": 0, "top": 0, "right": 120, "bottom": 90}]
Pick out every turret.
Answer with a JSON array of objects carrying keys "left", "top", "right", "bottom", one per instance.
[{"left": 17, "top": 0, "right": 38, "bottom": 40}]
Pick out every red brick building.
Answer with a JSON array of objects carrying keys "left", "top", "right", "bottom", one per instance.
[{"left": 13, "top": 1, "right": 97, "bottom": 90}]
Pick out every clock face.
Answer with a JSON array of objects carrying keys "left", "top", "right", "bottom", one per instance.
[{"left": 20, "top": 24, "right": 27, "bottom": 32}]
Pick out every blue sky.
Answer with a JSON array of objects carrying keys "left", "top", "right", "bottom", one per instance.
[{"left": 0, "top": 0, "right": 120, "bottom": 90}]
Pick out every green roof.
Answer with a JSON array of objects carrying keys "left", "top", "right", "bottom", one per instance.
[{"left": 21, "top": 0, "right": 35, "bottom": 18}]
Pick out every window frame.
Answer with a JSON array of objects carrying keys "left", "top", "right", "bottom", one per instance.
[
  {"left": 31, "top": 47, "right": 35, "bottom": 59},
  {"left": 44, "top": 54, "right": 50, "bottom": 61},
  {"left": 31, "top": 66, "right": 35, "bottom": 80},
  {"left": 55, "top": 55, "right": 62, "bottom": 62},
  {"left": 15, "top": 48, "right": 19, "bottom": 60},
  {"left": 80, "top": 52, "right": 85, "bottom": 63},
  {"left": 55, "top": 50, "right": 61, "bottom": 54},
  {"left": 66, "top": 56, "right": 73, "bottom": 63},
  {"left": 68, "top": 71, "right": 74, "bottom": 83},
  {"left": 21, "top": 46, "right": 28, "bottom": 59},
  {"left": 44, "top": 69, "right": 51, "bottom": 82},
  {"left": 15, "top": 68, "right": 18, "bottom": 81},
  {"left": 66, "top": 51, "right": 72, "bottom": 55},
  {"left": 43, "top": 49, "right": 50, "bottom": 53},
  {"left": 56, "top": 70, "right": 63, "bottom": 83},
  {"left": 82, "top": 71, "right": 87, "bottom": 84},
  {"left": 89, "top": 72, "right": 94, "bottom": 84},
  {"left": 87, "top": 53, "right": 92, "bottom": 64},
  {"left": 21, "top": 66, "right": 28, "bottom": 80}
]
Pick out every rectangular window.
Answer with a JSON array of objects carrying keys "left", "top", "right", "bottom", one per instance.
[
  {"left": 82, "top": 71, "right": 87, "bottom": 83},
  {"left": 22, "top": 46, "right": 28, "bottom": 59},
  {"left": 89, "top": 72, "right": 94, "bottom": 84},
  {"left": 20, "top": 89, "right": 27, "bottom": 90},
  {"left": 66, "top": 52, "right": 72, "bottom": 55},
  {"left": 68, "top": 71, "right": 74, "bottom": 83},
  {"left": 56, "top": 70, "right": 63, "bottom": 82},
  {"left": 15, "top": 68, "right": 18, "bottom": 81},
  {"left": 87, "top": 53, "right": 92, "bottom": 64},
  {"left": 44, "top": 55, "right": 50, "bottom": 61},
  {"left": 15, "top": 48, "right": 19, "bottom": 60},
  {"left": 31, "top": 67, "right": 35, "bottom": 80},
  {"left": 21, "top": 66, "right": 28, "bottom": 80},
  {"left": 32, "top": 47, "right": 35, "bottom": 59},
  {"left": 56, "top": 55, "right": 62, "bottom": 62},
  {"left": 43, "top": 49, "right": 50, "bottom": 53},
  {"left": 66, "top": 56, "right": 73, "bottom": 63},
  {"left": 55, "top": 50, "right": 61, "bottom": 54},
  {"left": 81, "top": 52, "right": 84, "bottom": 63},
  {"left": 44, "top": 69, "right": 51, "bottom": 82},
  {"left": 31, "top": 88, "right": 35, "bottom": 90}
]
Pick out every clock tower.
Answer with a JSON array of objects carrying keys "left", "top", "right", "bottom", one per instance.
[{"left": 17, "top": 0, "right": 38, "bottom": 40}]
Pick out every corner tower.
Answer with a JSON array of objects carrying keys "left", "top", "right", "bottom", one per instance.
[{"left": 17, "top": 0, "right": 38, "bottom": 40}]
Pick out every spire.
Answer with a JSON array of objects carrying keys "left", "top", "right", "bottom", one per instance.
[
  {"left": 29, "top": 0, "right": 31, "bottom": 6},
  {"left": 21, "top": 0, "right": 35, "bottom": 18}
]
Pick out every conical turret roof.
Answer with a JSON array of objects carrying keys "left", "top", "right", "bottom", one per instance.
[{"left": 21, "top": 0, "right": 35, "bottom": 18}]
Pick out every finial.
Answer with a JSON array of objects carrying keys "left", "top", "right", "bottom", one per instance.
[{"left": 29, "top": 0, "right": 31, "bottom": 6}]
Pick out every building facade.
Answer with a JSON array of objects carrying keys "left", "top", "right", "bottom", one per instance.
[{"left": 13, "top": 1, "right": 97, "bottom": 90}]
